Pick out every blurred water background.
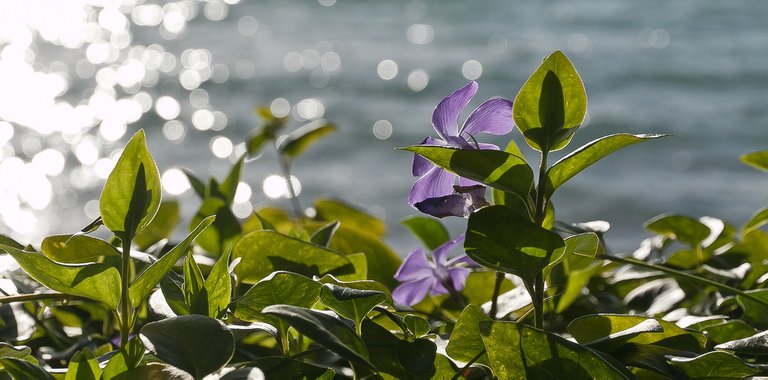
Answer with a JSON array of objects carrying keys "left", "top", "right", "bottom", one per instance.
[{"left": 0, "top": 0, "right": 767, "bottom": 255}]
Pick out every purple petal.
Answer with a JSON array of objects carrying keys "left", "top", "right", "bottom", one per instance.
[
  {"left": 432, "top": 234, "right": 466, "bottom": 266},
  {"left": 458, "top": 176, "right": 483, "bottom": 188},
  {"left": 412, "top": 137, "right": 444, "bottom": 177},
  {"left": 431, "top": 280, "right": 449, "bottom": 296},
  {"left": 414, "top": 194, "right": 468, "bottom": 218},
  {"left": 408, "top": 167, "right": 456, "bottom": 206},
  {"left": 446, "top": 254, "right": 479, "bottom": 268},
  {"left": 460, "top": 97, "right": 514, "bottom": 137},
  {"left": 476, "top": 142, "right": 500, "bottom": 151},
  {"left": 392, "top": 277, "right": 436, "bottom": 306},
  {"left": 432, "top": 81, "right": 478, "bottom": 139},
  {"left": 394, "top": 248, "right": 434, "bottom": 282},
  {"left": 448, "top": 267, "right": 471, "bottom": 292}
]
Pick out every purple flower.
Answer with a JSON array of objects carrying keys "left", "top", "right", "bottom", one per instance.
[
  {"left": 409, "top": 81, "right": 514, "bottom": 218},
  {"left": 392, "top": 234, "right": 477, "bottom": 306}
]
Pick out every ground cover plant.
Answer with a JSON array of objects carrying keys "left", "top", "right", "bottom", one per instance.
[{"left": 2, "top": 50, "right": 768, "bottom": 379}]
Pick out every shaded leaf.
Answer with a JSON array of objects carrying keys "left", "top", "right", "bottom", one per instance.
[
  {"left": 544, "top": 232, "right": 598, "bottom": 276},
  {"left": 140, "top": 315, "right": 235, "bottom": 379},
  {"left": 445, "top": 304, "right": 491, "bottom": 366},
  {"left": 320, "top": 283, "right": 386, "bottom": 333},
  {"left": 183, "top": 252, "right": 207, "bottom": 315},
  {"left": 102, "top": 338, "right": 145, "bottom": 379},
  {"left": 568, "top": 314, "right": 705, "bottom": 353},
  {"left": 225, "top": 358, "right": 333, "bottom": 380},
  {"left": 231, "top": 272, "right": 321, "bottom": 324},
  {"left": 182, "top": 169, "right": 207, "bottom": 199},
  {"left": 645, "top": 214, "right": 711, "bottom": 247},
  {"left": 669, "top": 351, "right": 757, "bottom": 378},
  {"left": 0, "top": 358, "right": 54, "bottom": 380},
  {"left": 401, "top": 216, "right": 450, "bottom": 251},
  {"left": 134, "top": 200, "right": 180, "bottom": 250},
  {"left": 65, "top": 349, "right": 101, "bottom": 380},
  {"left": 715, "top": 329, "right": 768, "bottom": 355},
  {"left": 310, "top": 221, "right": 340, "bottom": 247},
  {"left": 190, "top": 197, "right": 242, "bottom": 255}
]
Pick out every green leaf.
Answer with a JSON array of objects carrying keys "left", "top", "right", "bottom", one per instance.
[
  {"left": 310, "top": 221, "right": 340, "bottom": 247},
  {"left": 465, "top": 205, "right": 564, "bottom": 286},
  {"left": 669, "top": 351, "right": 757, "bottom": 378},
  {"left": 544, "top": 232, "right": 598, "bottom": 276},
  {"left": 736, "top": 289, "right": 768, "bottom": 327},
  {"left": 183, "top": 252, "right": 207, "bottom": 315},
  {"left": 233, "top": 231, "right": 352, "bottom": 284},
  {"left": 697, "top": 320, "right": 757, "bottom": 346},
  {"left": 401, "top": 216, "right": 449, "bottom": 250},
  {"left": 140, "top": 315, "right": 235, "bottom": 379},
  {"left": 321, "top": 224, "right": 400, "bottom": 287},
  {"left": 479, "top": 320, "right": 631, "bottom": 379},
  {"left": 40, "top": 234, "right": 119, "bottom": 264},
  {"left": 133, "top": 200, "right": 180, "bottom": 250},
  {"left": 65, "top": 349, "right": 101, "bottom": 380},
  {"left": 0, "top": 343, "right": 33, "bottom": 363},
  {"left": 261, "top": 304, "right": 372, "bottom": 369},
  {"left": 204, "top": 247, "right": 232, "bottom": 318},
  {"left": 129, "top": 216, "right": 214, "bottom": 307},
  {"left": 400, "top": 146, "right": 534, "bottom": 204},
  {"left": 741, "top": 150, "right": 768, "bottom": 171},
  {"left": 182, "top": 169, "right": 207, "bottom": 199},
  {"left": 445, "top": 304, "right": 491, "bottom": 366},
  {"left": 2, "top": 244, "right": 121, "bottom": 309},
  {"left": 314, "top": 198, "right": 387, "bottom": 237},
  {"left": 545, "top": 134, "right": 667, "bottom": 195},
  {"left": 246, "top": 130, "right": 269, "bottom": 157},
  {"left": 227, "top": 358, "right": 333, "bottom": 379},
  {"left": 100, "top": 129, "right": 161, "bottom": 237},
  {"left": 580, "top": 319, "right": 663, "bottom": 353},
  {"left": 568, "top": 314, "right": 705, "bottom": 353},
  {"left": 279, "top": 120, "right": 336, "bottom": 159},
  {"left": 219, "top": 155, "right": 244, "bottom": 204},
  {"left": 404, "top": 314, "right": 431, "bottom": 338},
  {"left": 513, "top": 50, "right": 587, "bottom": 152},
  {"left": 644, "top": 214, "right": 711, "bottom": 247},
  {"left": 231, "top": 271, "right": 321, "bottom": 323},
  {"left": 317, "top": 275, "right": 392, "bottom": 304},
  {"left": 0, "top": 358, "right": 54, "bottom": 380},
  {"left": 743, "top": 206, "right": 768, "bottom": 236},
  {"left": 102, "top": 338, "right": 145, "bottom": 379},
  {"left": 715, "top": 330, "right": 768, "bottom": 355},
  {"left": 190, "top": 197, "right": 242, "bottom": 255},
  {"left": 320, "top": 283, "right": 386, "bottom": 333}
]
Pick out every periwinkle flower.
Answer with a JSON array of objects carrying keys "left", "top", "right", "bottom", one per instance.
[
  {"left": 392, "top": 234, "right": 476, "bottom": 306},
  {"left": 409, "top": 81, "right": 514, "bottom": 218}
]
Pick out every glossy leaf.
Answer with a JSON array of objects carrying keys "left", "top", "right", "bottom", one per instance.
[
  {"left": 546, "top": 134, "right": 667, "bottom": 195},
  {"left": 40, "top": 234, "right": 119, "bottom": 264},
  {"left": 2, "top": 244, "right": 121, "bottom": 309},
  {"left": 317, "top": 275, "right": 392, "bottom": 304},
  {"left": 644, "top": 214, "right": 711, "bottom": 247},
  {"left": 568, "top": 314, "right": 705, "bottom": 353},
  {"left": 261, "top": 304, "right": 372, "bottom": 369},
  {"left": 102, "top": 338, "right": 145, "bottom": 379},
  {"left": 233, "top": 230, "right": 352, "bottom": 284},
  {"left": 231, "top": 271, "right": 321, "bottom": 323},
  {"left": 320, "top": 283, "right": 386, "bottom": 333},
  {"left": 400, "top": 145, "right": 534, "bottom": 203},
  {"left": 465, "top": 205, "right": 564, "bottom": 286},
  {"left": 580, "top": 319, "right": 663, "bottom": 353},
  {"left": 479, "top": 321, "right": 631, "bottom": 379},
  {"left": 513, "top": 50, "right": 586, "bottom": 152},
  {"left": 669, "top": 351, "right": 757, "bottom": 378},
  {"left": 0, "top": 358, "right": 54, "bottom": 380},
  {"left": 100, "top": 129, "right": 161, "bottom": 237},
  {"left": 715, "top": 330, "right": 768, "bottom": 355},
  {"left": 698, "top": 320, "right": 757, "bottom": 345},
  {"left": 445, "top": 304, "right": 491, "bottom": 366},
  {"left": 204, "top": 247, "right": 232, "bottom": 318},
  {"left": 310, "top": 221, "right": 340, "bottom": 247},
  {"left": 279, "top": 120, "right": 336, "bottom": 159},
  {"left": 140, "top": 315, "right": 235, "bottom": 379},
  {"left": 134, "top": 200, "right": 180, "bottom": 250},
  {"left": 401, "top": 216, "right": 450, "bottom": 250},
  {"left": 65, "top": 349, "right": 101, "bottom": 380},
  {"left": 129, "top": 216, "right": 214, "bottom": 307},
  {"left": 741, "top": 150, "right": 768, "bottom": 171},
  {"left": 314, "top": 198, "right": 387, "bottom": 237}
]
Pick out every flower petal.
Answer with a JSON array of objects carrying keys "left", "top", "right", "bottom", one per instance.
[
  {"left": 460, "top": 97, "right": 514, "bottom": 137},
  {"left": 431, "top": 280, "right": 449, "bottom": 296},
  {"left": 432, "top": 234, "right": 466, "bottom": 266},
  {"left": 414, "top": 194, "right": 468, "bottom": 218},
  {"left": 448, "top": 267, "right": 471, "bottom": 292},
  {"left": 432, "top": 81, "right": 478, "bottom": 139},
  {"left": 408, "top": 167, "right": 456, "bottom": 206},
  {"left": 394, "top": 248, "right": 434, "bottom": 282},
  {"left": 392, "top": 277, "right": 436, "bottom": 306},
  {"left": 412, "top": 137, "right": 444, "bottom": 177}
]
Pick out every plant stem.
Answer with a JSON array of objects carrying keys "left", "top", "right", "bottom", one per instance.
[
  {"left": 598, "top": 254, "right": 768, "bottom": 309},
  {"left": 451, "top": 349, "right": 487, "bottom": 380},
  {"left": 530, "top": 149, "right": 549, "bottom": 330},
  {"left": 119, "top": 233, "right": 133, "bottom": 348},
  {"left": 277, "top": 149, "right": 302, "bottom": 217},
  {"left": 489, "top": 272, "right": 504, "bottom": 319},
  {"left": 0, "top": 292, "right": 78, "bottom": 305}
]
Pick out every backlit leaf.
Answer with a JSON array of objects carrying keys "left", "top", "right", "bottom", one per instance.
[
  {"left": 401, "top": 216, "right": 449, "bottom": 250},
  {"left": 41, "top": 234, "right": 119, "bottom": 264},
  {"left": 644, "top": 214, "right": 711, "bottom": 247},
  {"left": 279, "top": 120, "right": 336, "bottom": 159},
  {"left": 741, "top": 150, "right": 768, "bottom": 171}
]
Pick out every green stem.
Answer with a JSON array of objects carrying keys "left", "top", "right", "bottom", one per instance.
[
  {"left": 598, "top": 254, "right": 768, "bottom": 309},
  {"left": 530, "top": 149, "right": 549, "bottom": 330},
  {"left": 451, "top": 349, "right": 486, "bottom": 380},
  {"left": 0, "top": 292, "right": 79, "bottom": 305},
  {"left": 119, "top": 233, "right": 133, "bottom": 348},
  {"left": 489, "top": 272, "right": 504, "bottom": 319},
  {"left": 277, "top": 148, "right": 302, "bottom": 217},
  {"left": 533, "top": 275, "right": 545, "bottom": 329}
]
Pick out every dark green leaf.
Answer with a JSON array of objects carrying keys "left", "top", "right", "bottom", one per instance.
[
  {"left": 400, "top": 146, "right": 534, "bottom": 204},
  {"left": 134, "top": 200, "right": 180, "bottom": 250},
  {"left": 545, "top": 134, "right": 667, "bottom": 195},
  {"left": 231, "top": 271, "right": 321, "bottom": 323},
  {"left": 129, "top": 216, "right": 214, "bottom": 307},
  {"left": 2, "top": 244, "right": 121, "bottom": 309},
  {"left": 182, "top": 169, "right": 207, "bottom": 199},
  {"left": 225, "top": 358, "right": 333, "bottom": 380},
  {"left": 219, "top": 155, "right": 244, "bottom": 205},
  {"left": 204, "top": 247, "right": 232, "bottom": 318},
  {"left": 279, "top": 120, "right": 336, "bottom": 159},
  {"left": 40, "top": 234, "right": 119, "bottom": 264},
  {"left": 401, "top": 216, "right": 449, "bottom": 251},
  {"left": 741, "top": 150, "right": 768, "bottom": 171},
  {"left": 64, "top": 349, "right": 101, "bottom": 380},
  {"left": 310, "top": 221, "right": 340, "bottom": 247},
  {"left": 697, "top": 320, "right": 757, "bottom": 346},
  {"left": 445, "top": 304, "right": 491, "bottom": 366},
  {"left": 261, "top": 304, "right": 372, "bottom": 368},
  {"left": 715, "top": 328, "right": 768, "bottom": 355},
  {"left": 233, "top": 231, "right": 352, "bottom": 284},
  {"left": 544, "top": 232, "right": 598, "bottom": 276},
  {"left": 0, "top": 343, "right": 33, "bottom": 362},
  {"left": 513, "top": 50, "right": 586, "bottom": 152},
  {"left": 322, "top": 224, "right": 400, "bottom": 287},
  {"left": 183, "top": 252, "right": 207, "bottom": 315},
  {"left": 0, "top": 358, "right": 54, "bottom": 380},
  {"left": 140, "top": 315, "right": 235, "bottom": 379},
  {"left": 190, "top": 197, "right": 242, "bottom": 255},
  {"left": 465, "top": 205, "right": 564, "bottom": 286},
  {"left": 319, "top": 283, "right": 386, "bottom": 333},
  {"left": 246, "top": 130, "right": 269, "bottom": 157},
  {"left": 102, "top": 338, "right": 145, "bottom": 379},
  {"left": 404, "top": 314, "right": 431, "bottom": 338},
  {"left": 479, "top": 320, "right": 631, "bottom": 379},
  {"left": 568, "top": 314, "right": 705, "bottom": 353},
  {"left": 644, "top": 214, "right": 711, "bottom": 247},
  {"left": 669, "top": 351, "right": 757, "bottom": 378},
  {"left": 317, "top": 275, "right": 392, "bottom": 304},
  {"left": 100, "top": 129, "right": 161, "bottom": 237}
]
